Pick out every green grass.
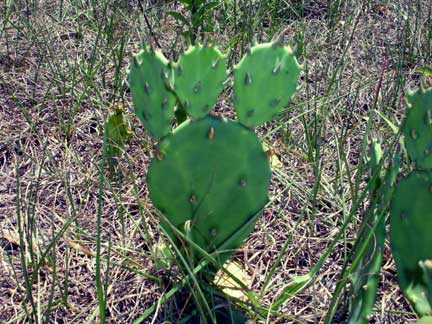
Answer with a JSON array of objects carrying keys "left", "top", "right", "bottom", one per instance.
[{"left": 1, "top": 0, "right": 431, "bottom": 323}]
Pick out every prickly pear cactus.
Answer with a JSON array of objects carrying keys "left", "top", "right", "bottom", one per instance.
[
  {"left": 390, "top": 86, "right": 432, "bottom": 317},
  {"left": 128, "top": 40, "right": 300, "bottom": 265},
  {"left": 390, "top": 170, "right": 432, "bottom": 316}
]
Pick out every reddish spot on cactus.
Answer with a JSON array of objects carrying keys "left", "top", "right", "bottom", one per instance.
[
  {"left": 208, "top": 127, "right": 215, "bottom": 139},
  {"left": 156, "top": 151, "right": 164, "bottom": 160}
]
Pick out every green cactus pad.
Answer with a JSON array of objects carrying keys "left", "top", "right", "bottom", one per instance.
[
  {"left": 147, "top": 115, "right": 270, "bottom": 262},
  {"left": 404, "top": 87, "right": 432, "bottom": 169},
  {"left": 128, "top": 49, "right": 176, "bottom": 138},
  {"left": 106, "top": 107, "right": 130, "bottom": 161},
  {"left": 417, "top": 316, "right": 432, "bottom": 324},
  {"left": 390, "top": 170, "right": 432, "bottom": 316},
  {"left": 173, "top": 44, "right": 227, "bottom": 118},
  {"left": 233, "top": 41, "right": 301, "bottom": 127}
]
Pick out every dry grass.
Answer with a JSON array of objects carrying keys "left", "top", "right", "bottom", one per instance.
[{"left": 1, "top": 0, "right": 431, "bottom": 323}]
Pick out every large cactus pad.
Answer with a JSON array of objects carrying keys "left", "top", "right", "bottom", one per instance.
[
  {"left": 233, "top": 41, "right": 300, "bottom": 127},
  {"left": 147, "top": 116, "right": 271, "bottom": 262},
  {"left": 390, "top": 170, "right": 432, "bottom": 316},
  {"left": 173, "top": 44, "right": 228, "bottom": 118},
  {"left": 128, "top": 49, "right": 175, "bottom": 138},
  {"left": 404, "top": 87, "right": 432, "bottom": 169}
]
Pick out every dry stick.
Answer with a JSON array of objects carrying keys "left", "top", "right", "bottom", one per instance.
[{"left": 137, "top": 0, "right": 163, "bottom": 51}]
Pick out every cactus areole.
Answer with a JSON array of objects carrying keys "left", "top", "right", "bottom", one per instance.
[{"left": 128, "top": 41, "right": 300, "bottom": 265}]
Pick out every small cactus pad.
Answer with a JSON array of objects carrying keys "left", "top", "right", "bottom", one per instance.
[
  {"left": 404, "top": 87, "right": 432, "bottom": 169},
  {"left": 128, "top": 49, "right": 175, "bottom": 138},
  {"left": 233, "top": 41, "right": 300, "bottom": 127},
  {"left": 105, "top": 105, "right": 130, "bottom": 173},
  {"left": 147, "top": 116, "right": 270, "bottom": 262},
  {"left": 173, "top": 44, "right": 228, "bottom": 118},
  {"left": 390, "top": 170, "right": 432, "bottom": 316}
]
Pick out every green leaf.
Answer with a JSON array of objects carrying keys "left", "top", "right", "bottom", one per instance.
[
  {"left": 105, "top": 106, "right": 130, "bottom": 166},
  {"left": 192, "top": 1, "right": 220, "bottom": 27},
  {"left": 179, "top": 0, "right": 206, "bottom": 8},
  {"left": 416, "top": 66, "right": 432, "bottom": 76},
  {"left": 179, "top": 0, "right": 193, "bottom": 6},
  {"left": 271, "top": 273, "right": 312, "bottom": 310},
  {"left": 167, "top": 11, "right": 192, "bottom": 28}
]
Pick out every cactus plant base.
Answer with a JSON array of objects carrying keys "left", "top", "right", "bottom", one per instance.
[{"left": 147, "top": 115, "right": 271, "bottom": 263}]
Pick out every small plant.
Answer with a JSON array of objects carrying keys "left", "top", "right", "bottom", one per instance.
[
  {"left": 390, "top": 86, "right": 432, "bottom": 319},
  {"left": 105, "top": 103, "right": 131, "bottom": 177},
  {"left": 168, "top": 0, "right": 220, "bottom": 43}
]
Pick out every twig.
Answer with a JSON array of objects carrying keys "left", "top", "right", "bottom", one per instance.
[{"left": 137, "top": 0, "right": 163, "bottom": 50}]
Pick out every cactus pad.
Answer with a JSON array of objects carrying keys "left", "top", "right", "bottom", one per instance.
[
  {"left": 173, "top": 44, "right": 228, "bottom": 118},
  {"left": 233, "top": 41, "right": 301, "bottom": 127},
  {"left": 147, "top": 115, "right": 270, "bottom": 261},
  {"left": 390, "top": 170, "right": 432, "bottom": 316},
  {"left": 404, "top": 87, "right": 432, "bottom": 169},
  {"left": 128, "top": 49, "right": 175, "bottom": 138},
  {"left": 417, "top": 316, "right": 432, "bottom": 324}
]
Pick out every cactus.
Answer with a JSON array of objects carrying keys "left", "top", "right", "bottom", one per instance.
[
  {"left": 404, "top": 86, "right": 432, "bottom": 169},
  {"left": 128, "top": 48, "right": 176, "bottom": 138},
  {"left": 173, "top": 44, "right": 228, "bottom": 118},
  {"left": 128, "top": 41, "right": 300, "bottom": 267},
  {"left": 389, "top": 86, "right": 432, "bottom": 318},
  {"left": 233, "top": 40, "right": 301, "bottom": 127},
  {"left": 390, "top": 170, "right": 432, "bottom": 316}
]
